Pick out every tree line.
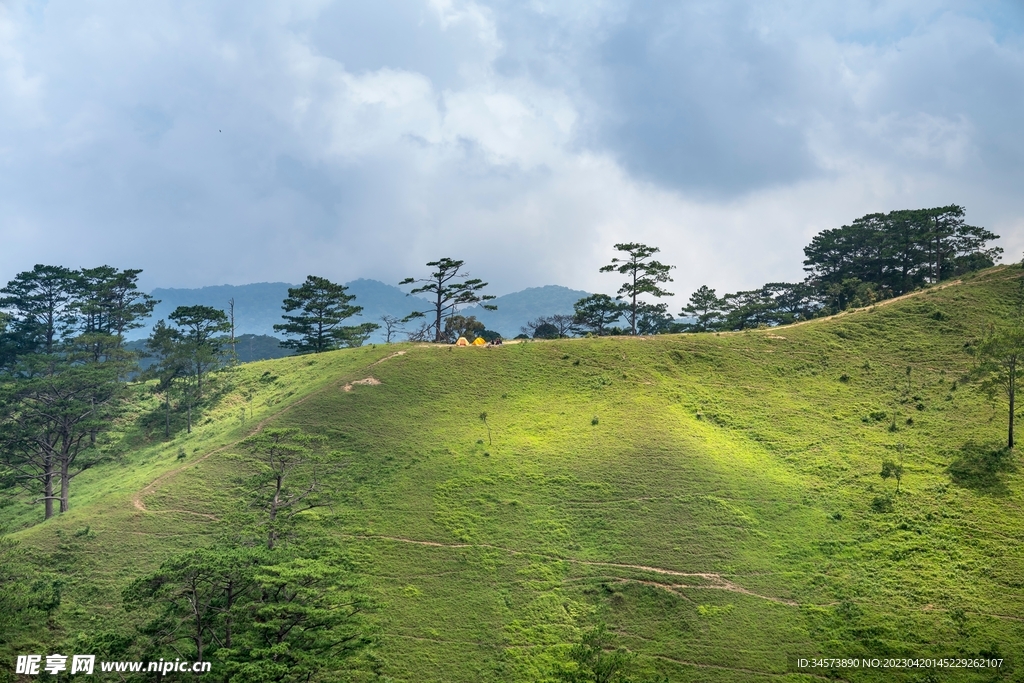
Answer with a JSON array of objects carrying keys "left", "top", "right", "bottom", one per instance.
[{"left": 519, "top": 204, "right": 1001, "bottom": 338}]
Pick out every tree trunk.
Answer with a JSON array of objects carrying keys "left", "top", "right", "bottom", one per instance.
[
  {"left": 224, "top": 580, "right": 235, "bottom": 649},
  {"left": 43, "top": 455, "right": 54, "bottom": 520},
  {"left": 164, "top": 393, "right": 170, "bottom": 438},
  {"left": 268, "top": 476, "right": 281, "bottom": 549},
  {"left": 60, "top": 456, "right": 70, "bottom": 513},
  {"left": 187, "top": 401, "right": 192, "bottom": 434},
  {"left": 631, "top": 270, "right": 638, "bottom": 335},
  {"left": 1009, "top": 357, "right": 1016, "bottom": 450},
  {"left": 435, "top": 287, "right": 444, "bottom": 343}
]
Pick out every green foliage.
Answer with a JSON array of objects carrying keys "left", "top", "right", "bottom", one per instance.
[
  {"left": 534, "top": 321, "right": 561, "bottom": 339},
  {"left": 718, "top": 282, "right": 818, "bottom": 330},
  {"left": 337, "top": 321, "right": 381, "bottom": 348},
  {"left": 948, "top": 442, "right": 1016, "bottom": 493},
  {"left": 970, "top": 321, "right": 1024, "bottom": 448},
  {"left": 880, "top": 458, "right": 904, "bottom": 492},
  {"left": 444, "top": 315, "right": 486, "bottom": 343},
  {"left": 0, "top": 537, "right": 61, "bottom": 675},
  {"left": 803, "top": 205, "right": 1001, "bottom": 311},
  {"left": 400, "top": 258, "right": 497, "bottom": 343},
  {"left": 679, "top": 285, "right": 722, "bottom": 332},
  {"left": 167, "top": 304, "right": 231, "bottom": 397},
  {"left": 274, "top": 276, "right": 363, "bottom": 354},
  {"left": 123, "top": 546, "right": 372, "bottom": 682},
  {"left": 239, "top": 428, "right": 334, "bottom": 549},
  {"left": 145, "top": 305, "right": 231, "bottom": 435},
  {"left": 0, "top": 265, "right": 150, "bottom": 520},
  {"left": 633, "top": 302, "right": 673, "bottom": 335},
  {"left": 554, "top": 624, "right": 637, "bottom": 683},
  {"left": 599, "top": 243, "right": 674, "bottom": 335},
  {"left": 571, "top": 294, "right": 626, "bottom": 336}
]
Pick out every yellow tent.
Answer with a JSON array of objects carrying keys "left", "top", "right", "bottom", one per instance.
[
  {"left": 472, "top": 337, "right": 487, "bottom": 346},
  {"left": 455, "top": 337, "right": 469, "bottom": 346}
]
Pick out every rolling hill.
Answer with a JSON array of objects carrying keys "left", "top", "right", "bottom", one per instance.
[{"left": 3, "top": 266, "right": 1023, "bottom": 682}]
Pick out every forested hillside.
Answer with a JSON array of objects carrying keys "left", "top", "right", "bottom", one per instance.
[{"left": 2, "top": 266, "right": 1022, "bottom": 682}]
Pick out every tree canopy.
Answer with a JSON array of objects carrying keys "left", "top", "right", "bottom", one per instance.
[
  {"left": 274, "top": 276, "right": 363, "bottom": 354},
  {"left": 599, "top": 243, "right": 675, "bottom": 335},
  {"left": 803, "top": 205, "right": 1001, "bottom": 313},
  {"left": 0, "top": 266, "right": 154, "bottom": 519},
  {"left": 400, "top": 258, "right": 496, "bottom": 343}
]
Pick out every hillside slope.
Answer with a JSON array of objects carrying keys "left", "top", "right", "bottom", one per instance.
[{"left": 6, "top": 267, "right": 1024, "bottom": 682}]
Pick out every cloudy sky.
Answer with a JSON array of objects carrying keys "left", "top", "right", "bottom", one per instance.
[{"left": 1, "top": 0, "right": 1022, "bottom": 299}]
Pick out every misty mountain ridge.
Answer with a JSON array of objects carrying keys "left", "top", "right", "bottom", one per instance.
[{"left": 134, "top": 279, "right": 591, "bottom": 343}]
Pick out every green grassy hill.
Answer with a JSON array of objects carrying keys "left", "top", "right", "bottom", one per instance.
[{"left": 4, "top": 266, "right": 1024, "bottom": 682}]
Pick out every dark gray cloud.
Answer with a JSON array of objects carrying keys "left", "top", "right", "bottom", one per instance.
[{"left": 0, "top": 0, "right": 1021, "bottom": 299}]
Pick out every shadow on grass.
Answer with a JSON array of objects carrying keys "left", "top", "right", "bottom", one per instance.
[{"left": 948, "top": 441, "right": 1017, "bottom": 495}]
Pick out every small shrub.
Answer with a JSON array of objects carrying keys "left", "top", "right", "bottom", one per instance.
[
  {"left": 871, "top": 495, "right": 894, "bottom": 513},
  {"left": 830, "top": 511, "right": 843, "bottom": 521},
  {"left": 839, "top": 374, "right": 850, "bottom": 383},
  {"left": 573, "top": 359, "right": 581, "bottom": 366},
  {"left": 591, "top": 416, "right": 599, "bottom": 426},
  {"left": 949, "top": 442, "right": 1016, "bottom": 492}
]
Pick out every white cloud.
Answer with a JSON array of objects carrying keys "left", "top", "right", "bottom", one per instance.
[{"left": 0, "top": 0, "right": 1020, "bottom": 298}]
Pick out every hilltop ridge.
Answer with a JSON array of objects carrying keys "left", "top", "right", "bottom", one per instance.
[{"left": 135, "top": 280, "right": 590, "bottom": 342}]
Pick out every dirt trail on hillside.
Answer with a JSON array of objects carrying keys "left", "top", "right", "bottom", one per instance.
[
  {"left": 346, "top": 534, "right": 798, "bottom": 606},
  {"left": 776, "top": 269, "right": 1023, "bottom": 333},
  {"left": 132, "top": 350, "right": 402, "bottom": 514},
  {"left": 371, "top": 350, "right": 406, "bottom": 365}
]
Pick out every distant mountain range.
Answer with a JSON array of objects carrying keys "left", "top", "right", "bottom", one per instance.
[{"left": 132, "top": 280, "right": 591, "bottom": 343}]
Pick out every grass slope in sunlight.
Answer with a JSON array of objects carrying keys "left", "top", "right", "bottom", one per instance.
[{"left": 5, "top": 266, "right": 1024, "bottom": 682}]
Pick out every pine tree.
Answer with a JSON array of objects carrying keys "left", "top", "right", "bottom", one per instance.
[
  {"left": 274, "top": 276, "right": 362, "bottom": 354},
  {"left": 599, "top": 243, "right": 675, "bottom": 335},
  {"left": 400, "top": 258, "right": 496, "bottom": 343}
]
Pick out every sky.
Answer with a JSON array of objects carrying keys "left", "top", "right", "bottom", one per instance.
[{"left": 1, "top": 0, "right": 1022, "bottom": 300}]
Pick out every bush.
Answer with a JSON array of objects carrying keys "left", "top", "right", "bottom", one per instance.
[
  {"left": 533, "top": 322, "right": 560, "bottom": 339},
  {"left": 870, "top": 495, "right": 894, "bottom": 513},
  {"left": 949, "top": 442, "right": 1016, "bottom": 493}
]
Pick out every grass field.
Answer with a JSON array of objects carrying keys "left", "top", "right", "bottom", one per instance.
[{"left": 3, "top": 266, "right": 1024, "bottom": 682}]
